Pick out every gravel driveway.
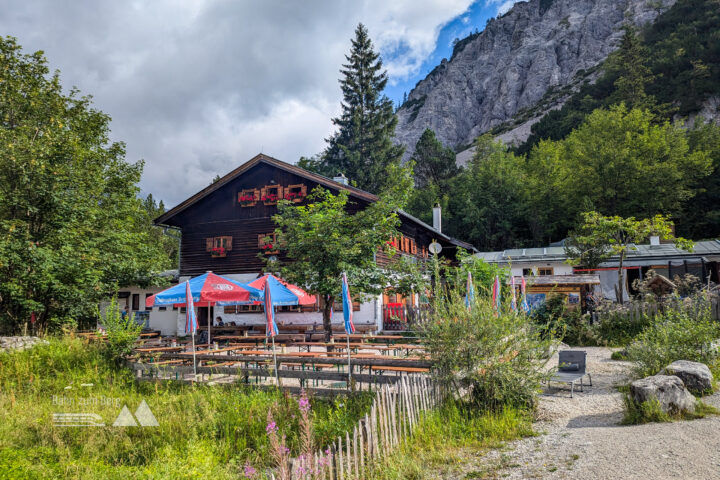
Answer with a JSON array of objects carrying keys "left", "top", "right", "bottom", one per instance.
[{"left": 443, "top": 347, "right": 720, "bottom": 479}]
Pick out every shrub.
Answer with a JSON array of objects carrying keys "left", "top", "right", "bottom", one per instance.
[
  {"left": 626, "top": 301, "right": 720, "bottom": 378},
  {"left": 420, "top": 288, "right": 555, "bottom": 411},
  {"left": 100, "top": 296, "right": 144, "bottom": 364},
  {"left": 593, "top": 303, "right": 652, "bottom": 346}
]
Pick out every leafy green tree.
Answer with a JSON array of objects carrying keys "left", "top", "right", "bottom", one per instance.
[
  {"left": 446, "top": 135, "right": 530, "bottom": 250},
  {"left": 678, "top": 118, "right": 720, "bottom": 239},
  {"left": 548, "top": 105, "right": 711, "bottom": 220},
  {"left": 314, "top": 23, "right": 405, "bottom": 193},
  {"left": 0, "top": 37, "right": 168, "bottom": 334},
  {"left": 268, "top": 164, "right": 413, "bottom": 340},
  {"left": 411, "top": 129, "right": 459, "bottom": 188},
  {"left": 566, "top": 212, "right": 692, "bottom": 304},
  {"left": 142, "top": 194, "right": 180, "bottom": 268}
]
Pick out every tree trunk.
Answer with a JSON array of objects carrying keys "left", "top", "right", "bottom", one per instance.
[
  {"left": 617, "top": 252, "right": 625, "bottom": 304},
  {"left": 323, "top": 294, "right": 335, "bottom": 343}
]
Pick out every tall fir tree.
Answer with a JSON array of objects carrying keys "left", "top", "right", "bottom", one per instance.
[
  {"left": 318, "top": 23, "right": 404, "bottom": 193},
  {"left": 609, "top": 25, "right": 656, "bottom": 110},
  {"left": 411, "top": 128, "right": 459, "bottom": 188}
]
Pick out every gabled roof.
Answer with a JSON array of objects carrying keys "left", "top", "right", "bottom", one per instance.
[
  {"left": 155, "top": 153, "right": 376, "bottom": 225},
  {"left": 154, "top": 153, "right": 476, "bottom": 251}
]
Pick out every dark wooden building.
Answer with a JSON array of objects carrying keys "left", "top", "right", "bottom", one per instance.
[
  {"left": 155, "top": 154, "right": 475, "bottom": 277},
  {"left": 154, "top": 154, "right": 476, "bottom": 331}
]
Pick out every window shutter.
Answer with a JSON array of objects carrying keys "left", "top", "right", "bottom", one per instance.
[
  {"left": 258, "top": 234, "right": 266, "bottom": 248},
  {"left": 206, "top": 238, "right": 214, "bottom": 251},
  {"left": 222, "top": 236, "right": 232, "bottom": 251}
]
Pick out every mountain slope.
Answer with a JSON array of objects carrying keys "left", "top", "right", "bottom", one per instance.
[{"left": 394, "top": 0, "right": 675, "bottom": 156}]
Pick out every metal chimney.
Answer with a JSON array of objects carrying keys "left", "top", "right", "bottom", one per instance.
[
  {"left": 650, "top": 235, "right": 660, "bottom": 246},
  {"left": 333, "top": 173, "right": 349, "bottom": 185},
  {"left": 432, "top": 203, "right": 442, "bottom": 233}
]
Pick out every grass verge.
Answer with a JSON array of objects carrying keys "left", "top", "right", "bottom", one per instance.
[
  {"left": 621, "top": 394, "right": 719, "bottom": 425},
  {"left": 366, "top": 401, "right": 535, "bottom": 479},
  {"left": 0, "top": 336, "right": 372, "bottom": 479}
]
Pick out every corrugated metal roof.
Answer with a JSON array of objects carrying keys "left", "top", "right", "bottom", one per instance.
[
  {"left": 506, "top": 274, "right": 600, "bottom": 285},
  {"left": 477, "top": 240, "right": 720, "bottom": 265}
]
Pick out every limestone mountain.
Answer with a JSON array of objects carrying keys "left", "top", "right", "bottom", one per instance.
[{"left": 394, "top": 0, "right": 676, "bottom": 157}]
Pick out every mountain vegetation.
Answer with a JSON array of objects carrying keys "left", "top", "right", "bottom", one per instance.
[
  {"left": 0, "top": 37, "right": 171, "bottom": 334},
  {"left": 519, "top": 0, "right": 720, "bottom": 153},
  {"left": 406, "top": 0, "right": 720, "bottom": 249}
]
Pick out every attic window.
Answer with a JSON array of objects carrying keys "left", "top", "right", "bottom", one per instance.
[
  {"left": 238, "top": 189, "right": 260, "bottom": 207},
  {"left": 261, "top": 185, "right": 283, "bottom": 204},
  {"left": 284, "top": 184, "right": 307, "bottom": 203}
]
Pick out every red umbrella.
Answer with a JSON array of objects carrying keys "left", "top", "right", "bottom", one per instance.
[{"left": 248, "top": 274, "right": 316, "bottom": 306}]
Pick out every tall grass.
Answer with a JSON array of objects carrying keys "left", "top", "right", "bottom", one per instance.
[
  {"left": 367, "top": 401, "right": 535, "bottom": 479},
  {"left": 0, "top": 337, "right": 371, "bottom": 479}
]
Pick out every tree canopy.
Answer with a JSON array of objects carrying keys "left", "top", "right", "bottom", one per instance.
[
  {"left": 305, "top": 23, "right": 404, "bottom": 194},
  {"left": 268, "top": 164, "right": 413, "bottom": 340},
  {"left": 0, "top": 37, "right": 169, "bottom": 334}
]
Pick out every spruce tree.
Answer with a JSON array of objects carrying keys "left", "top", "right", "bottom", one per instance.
[
  {"left": 319, "top": 24, "right": 404, "bottom": 193},
  {"left": 411, "top": 128, "right": 459, "bottom": 188},
  {"left": 609, "top": 25, "right": 656, "bottom": 109}
]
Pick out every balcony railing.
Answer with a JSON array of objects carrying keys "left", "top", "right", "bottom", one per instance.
[{"left": 382, "top": 304, "right": 432, "bottom": 331}]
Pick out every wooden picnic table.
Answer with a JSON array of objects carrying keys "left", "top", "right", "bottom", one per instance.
[{"left": 134, "top": 346, "right": 185, "bottom": 353}]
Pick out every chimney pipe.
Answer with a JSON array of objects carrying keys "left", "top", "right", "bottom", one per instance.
[
  {"left": 432, "top": 203, "right": 442, "bottom": 233},
  {"left": 333, "top": 173, "right": 349, "bottom": 185}
]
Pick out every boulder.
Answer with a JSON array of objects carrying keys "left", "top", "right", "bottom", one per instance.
[
  {"left": 661, "top": 360, "right": 714, "bottom": 394},
  {"left": 630, "top": 375, "right": 696, "bottom": 415}
]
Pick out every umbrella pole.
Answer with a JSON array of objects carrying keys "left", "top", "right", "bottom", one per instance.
[
  {"left": 208, "top": 305, "right": 212, "bottom": 345},
  {"left": 346, "top": 335, "right": 352, "bottom": 391},
  {"left": 271, "top": 334, "right": 280, "bottom": 386},
  {"left": 191, "top": 331, "right": 197, "bottom": 379}
]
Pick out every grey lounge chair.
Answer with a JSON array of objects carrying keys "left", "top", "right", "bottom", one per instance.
[{"left": 548, "top": 350, "right": 592, "bottom": 398}]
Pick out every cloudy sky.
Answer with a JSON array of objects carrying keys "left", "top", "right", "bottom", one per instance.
[{"left": 1, "top": 0, "right": 520, "bottom": 206}]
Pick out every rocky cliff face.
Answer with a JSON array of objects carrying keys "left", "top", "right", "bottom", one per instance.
[{"left": 395, "top": 0, "right": 675, "bottom": 155}]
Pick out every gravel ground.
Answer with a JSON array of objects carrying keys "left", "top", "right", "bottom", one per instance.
[{"left": 435, "top": 347, "right": 720, "bottom": 480}]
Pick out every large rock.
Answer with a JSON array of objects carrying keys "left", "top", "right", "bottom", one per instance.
[
  {"left": 395, "top": 0, "right": 676, "bottom": 156},
  {"left": 630, "top": 375, "right": 696, "bottom": 414},
  {"left": 661, "top": 360, "right": 714, "bottom": 395}
]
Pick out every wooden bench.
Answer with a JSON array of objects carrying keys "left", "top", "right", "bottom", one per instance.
[{"left": 370, "top": 366, "right": 429, "bottom": 374}]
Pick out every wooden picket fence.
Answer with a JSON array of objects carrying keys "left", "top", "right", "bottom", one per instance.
[
  {"left": 284, "top": 374, "right": 442, "bottom": 479},
  {"left": 596, "top": 295, "right": 720, "bottom": 324}
]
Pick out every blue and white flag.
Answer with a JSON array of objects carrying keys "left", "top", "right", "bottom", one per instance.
[
  {"left": 185, "top": 281, "right": 198, "bottom": 334},
  {"left": 341, "top": 272, "right": 355, "bottom": 334}
]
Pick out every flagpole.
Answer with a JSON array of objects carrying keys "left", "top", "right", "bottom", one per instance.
[
  {"left": 346, "top": 334, "right": 352, "bottom": 390},
  {"left": 271, "top": 333, "right": 279, "bottom": 386},
  {"left": 191, "top": 330, "right": 197, "bottom": 378}
]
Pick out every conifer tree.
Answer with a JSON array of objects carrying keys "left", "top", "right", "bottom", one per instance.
[
  {"left": 318, "top": 23, "right": 404, "bottom": 193},
  {"left": 411, "top": 128, "right": 459, "bottom": 188},
  {"left": 609, "top": 25, "right": 656, "bottom": 109}
]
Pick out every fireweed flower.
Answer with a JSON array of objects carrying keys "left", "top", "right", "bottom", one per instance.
[
  {"left": 299, "top": 394, "right": 310, "bottom": 413},
  {"left": 243, "top": 463, "right": 256, "bottom": 478},
  {"left": 266, "top": 421, "right": 277, "bottom": 434}
]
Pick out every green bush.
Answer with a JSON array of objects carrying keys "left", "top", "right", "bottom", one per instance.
[
  {"left": 626, "top": 302, "right": 720, "bottom": 378},
  {"left": 100, "top": 297, "right": 144, "bottom": 364},
  {"left": 593, "top": 306, "right": 652, "bottom": 346},
  {"left": 420, "top": 288, "right": 555, "bottom": 411}
]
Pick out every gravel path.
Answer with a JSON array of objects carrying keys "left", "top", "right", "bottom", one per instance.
[{"left": 439, "top": 347, "right": 720, "bottom": 479}]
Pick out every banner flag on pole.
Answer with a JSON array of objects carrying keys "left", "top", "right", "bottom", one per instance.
[
  {"left": 510, "top": 275, "right": 517, "bottom": 311},
  {"left": 465, "top": 271, "right": 475, "bottom": 310},
  {"left": 185, "top": 281, "right": 198, "bottom": 334},
  {"left": 265, "top": 280, "right": 279, "bottom": 337},
  {"left": 492, "top": 275, "right": 501, "bottom": 314},
  {"left": 520, "top": 275, "right": 530, "bottom": 313},
  {"left": 341, "top": 272, "right": 355, "bottom": 334}
]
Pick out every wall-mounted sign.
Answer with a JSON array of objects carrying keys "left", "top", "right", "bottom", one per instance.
[{"left": 429, "top": 241, "right": 442, "bottom": 255}]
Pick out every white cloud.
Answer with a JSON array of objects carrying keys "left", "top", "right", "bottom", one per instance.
[{"left": 0, "top": 0, "right": 477, "bottom": 205}]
